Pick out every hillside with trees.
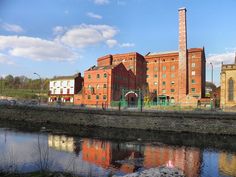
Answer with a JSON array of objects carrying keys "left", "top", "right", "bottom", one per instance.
[{"left": 0, "top": 75, "right": 49, "bottom": 101}]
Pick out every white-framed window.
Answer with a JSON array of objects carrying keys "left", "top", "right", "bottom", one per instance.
[
  {"left": 192, "top": 63, "right": 196, "bottom": 67},
  {"left": 191, "top": 71, "right": 196, "bottom": 76}
]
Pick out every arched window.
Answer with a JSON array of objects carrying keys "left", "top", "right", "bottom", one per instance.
[{"left": 228, "top": 78, "right": 234, "bottom": 101}]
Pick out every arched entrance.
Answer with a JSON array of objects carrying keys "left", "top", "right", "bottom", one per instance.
[
  {"left": 125, "top": 91, "right": 138, "bottom": 107},
  {"left": 120, "top": 89, "right": 142, "bottom": 108}
]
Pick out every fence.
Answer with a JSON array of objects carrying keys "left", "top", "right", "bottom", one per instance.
[{"left": 110, "top": 100, "right": 217, "bottom": 111}]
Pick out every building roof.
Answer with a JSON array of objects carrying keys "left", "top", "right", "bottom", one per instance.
[
  {"left": 145, "top": 48, "right": 204, "bottom": 57},
  {"left": 86, "top": 65, "right": 116, "bottom": 71},
  {"left": 146, "top": 50, "right": 178, "bottom": 56},
  {"left": 51, "top": 73, "right": 81, "bottom": 81}
]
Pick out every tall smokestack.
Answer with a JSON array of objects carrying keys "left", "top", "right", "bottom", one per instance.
[{"left": 178, "top": 7, "right": 188, "bottom": 99}]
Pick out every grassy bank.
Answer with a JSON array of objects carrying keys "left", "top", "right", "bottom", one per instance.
[{"left": 0, "top": 88, "right": 48, "bottom": 101}]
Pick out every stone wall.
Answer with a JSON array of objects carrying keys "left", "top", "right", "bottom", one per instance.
[{"left": 0, "top": 105, "right": 236, "bottom": 135}]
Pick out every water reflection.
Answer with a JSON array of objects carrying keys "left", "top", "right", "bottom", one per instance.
[{"left": 0, "top": 128, "right": 235, "bottom": 177}]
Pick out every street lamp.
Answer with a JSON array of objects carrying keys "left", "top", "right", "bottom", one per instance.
[
  {"left": 34, "top": 72, "right": 42, "bottom": 105},
  {"left": 209, "top": 62, "right": 213, "bottom": 83}
]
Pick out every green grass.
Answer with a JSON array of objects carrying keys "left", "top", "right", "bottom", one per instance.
[{"left": 0, "top": 88, "right": 48, "bottom": 100}]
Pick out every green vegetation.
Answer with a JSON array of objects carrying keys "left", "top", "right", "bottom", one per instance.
[{"left": 0, "top": 75, "right": 49, "bottom": 101}]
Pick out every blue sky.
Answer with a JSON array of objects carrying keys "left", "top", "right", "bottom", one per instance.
[{"left": 0, "top": 0, "right": 236, "bottom": 86}]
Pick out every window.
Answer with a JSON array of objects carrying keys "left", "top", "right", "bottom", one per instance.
[
  {"left": 162, "top": 74, "right": 166, "bottom": 78},
  {"left": 154, "top": 67, "right": 158, "bottom": 71},
  {"left": 96, "top": 95, "right": 99, "bottom": 100},
  {"left": 154, "top": 74, "right": 158, "bottom": 78},
  {"left": 146, "top": 75, "right": 149, "bottom": 78},
  {"left": 162, "top": 81, "right": 166, "bottom": 86},
  {"left": 103, "top": 84, "right": 107, "bottom": 88},
  {"left": 88, "top": 95, "right": 91, "bottom": 99},
  {"left": 191, "top": 88, "right": 196, "bottom": 92},
  {"left": 97, "top": 74, "right": 100, "bottom": 79},
  {"left": 162, "top": 66, "right": 166, "bottom": 71},
  {"left": 171, "top": 66, "right": 175, "bottom": 70},
  {"left": 192, "top": 79, "right": 196, "bottom": 84},
  {"left": 154, "top": 89, "right": 157, "bottom": 94},
  {"left": 192, "top": 63, "right": 196, "bottom": 67},
  {"left": 228, "top": 78, "right": 234, "bottom": 101},
  {"left": 192, "top": 71, "right": 196, "bottom": 76},
  {"left": 162, "top": 89, "right": 166, "bottom": 94},
  {"left": 96, "top": 84, "right": 100, "bottom": 90},
  {"left": 104, "top": 73, "right": 107, "bottom": 78},
  {"left": 171, "top": 73, "right": 175, "bottom": 78},
  {"left": 154, "top": 82, "right": 158, "bottom": 85},
  {"left": 103, "top": 95, "right": 107, "bottom": 100},
  {"left": 88, "top": 75, "right": 91, "bottom": 79},
  {"left": 171, "top": 89, "right": 175, "bottom": 93},
  {"left": 171, "top": 81, "right": 175, "bottom": 85}
]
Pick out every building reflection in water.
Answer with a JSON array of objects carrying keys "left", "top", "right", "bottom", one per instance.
[
  {"left": 50, "top": 135, "right": 236, "bottom": 177},
  {"left": 144, "top": 145, "right": 201, "bottom": 177},
  {"left": 219, "top": 152, "right": 236, "bottom": 177},
  {"left": 81, "top": 138, "right": 143, "bottom": 174},
  {"left": 80, "top": 138, "right": 201, "bottom": 176},
  {"left": 48, "top": 135, "right": 80, "bottom": 155}
]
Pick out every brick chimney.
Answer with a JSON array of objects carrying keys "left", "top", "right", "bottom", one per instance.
[{"left": 178, "top": 7, "right": 188, "bottom": 99}]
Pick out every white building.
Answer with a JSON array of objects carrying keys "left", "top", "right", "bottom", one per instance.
[{"left": 48, "top": 73, "right": 83, "bottom": 103}]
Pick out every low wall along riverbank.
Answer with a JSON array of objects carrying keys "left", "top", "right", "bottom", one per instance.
[{"left": 0, "top": 105, "right": 236, "bottom": 135}]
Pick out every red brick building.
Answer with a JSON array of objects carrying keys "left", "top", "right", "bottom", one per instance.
[
  {"left": 78, "top": 52, "right": 146, "bottom": 106},
  {"left": 145, "top": 48, "right": 205, "bottom": 104},
  {"left": 74, "top": 7, "right": 205, "bottom": 107},
  {"left": 80, "top": 63, "right": 136, "bottom": 106}
]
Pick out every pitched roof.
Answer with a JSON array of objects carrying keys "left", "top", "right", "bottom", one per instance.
[{"left": 51, "top": 73, "right": 81, "bottom": 81}]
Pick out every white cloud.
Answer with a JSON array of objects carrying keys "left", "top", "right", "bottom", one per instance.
[
  {"left": 120, "top": 43, "right": 135, "bottom": 48},
  {"left": 106, "top": 39, "right": 118, "bottom": 48},
  {"left": 94, "top": 0, "right": 109, "bottom": 5},
  {"left": 87, "top": 12, "right": 103, "bottom": 19},
  {"left": 59, "top": 24, "right": 118, "bottom": 48},
  {"left": 207, "top": 52, "right": 235, "bottom": 68},
  {"left": 0, "top": 53, "right": 15, "bottom": 65},
  {"left": 1, "top": 23, "right": 24, "bottom": 33},
  {"left": 0, "top": 36, "right": 76, "bottom": 62},
  {"left": 53, "top": 26, "right": 67, "bottom": 35}
]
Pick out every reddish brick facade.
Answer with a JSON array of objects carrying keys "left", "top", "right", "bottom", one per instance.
[
  {"left": 82, "top": 62, "right": 137, "bottom": 106},
  {"left": 73, "top": 7, "right": 206, "bottom": 106},
  {"left": 145, "top": 48, "right": 205, "bottom": 103},
  {"left": 80, "top": 52, "right": 146, "bottom": 106}
]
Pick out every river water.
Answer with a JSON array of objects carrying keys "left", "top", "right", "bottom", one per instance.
[{"left": 0, "top": 126, "right": 236, "bottom": 177}]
